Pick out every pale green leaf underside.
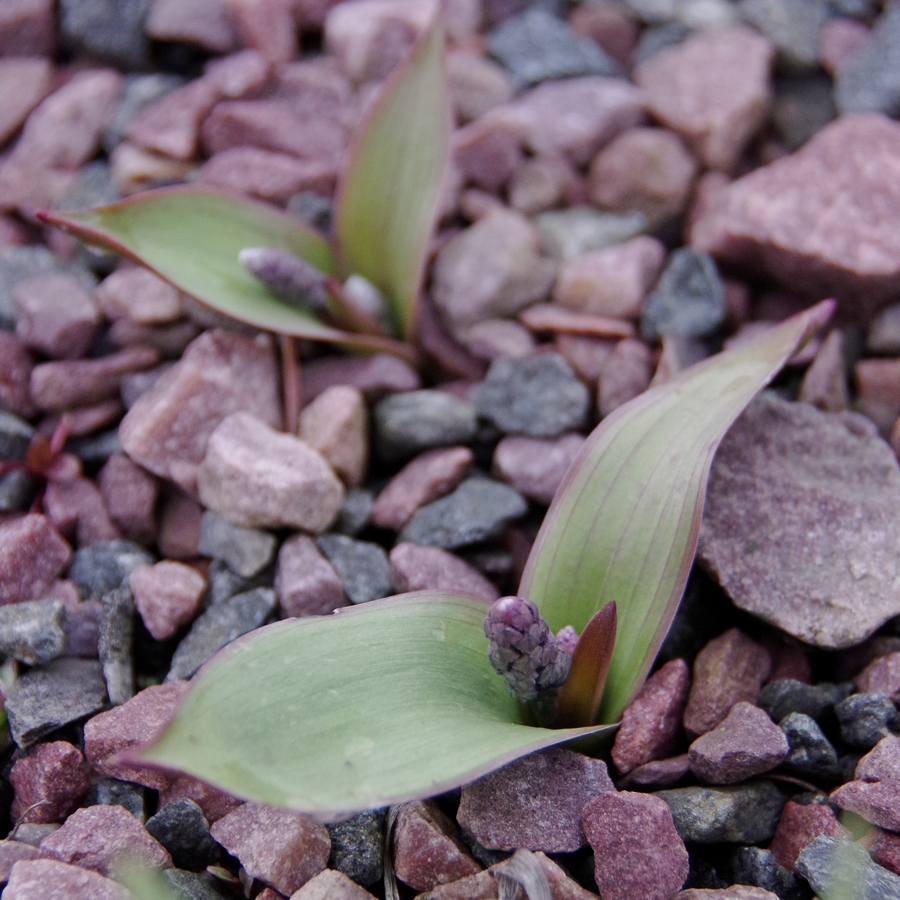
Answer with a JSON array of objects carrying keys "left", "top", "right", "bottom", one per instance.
[
  {"left": 41, "top": 188, "right": 351, "bottom": 342},
  {"left": 520, "top": 301, "right": 834, "bottom": 724},
  {"left": 335, "top": 9, "right": 451, "bottom": 338},
  {"left": 135, "top": 594, "right": 610, "bottom": 816}
]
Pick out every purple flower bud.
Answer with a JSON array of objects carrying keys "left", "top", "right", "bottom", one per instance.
[
  {"left": 555, "top": 626, "right": 579, "bottom": 656},
  {"left": 238, "top": 247, "right": 328, "bottom": 311},
  {"left": 484, "top": 596, "right": 571, "bottom": 704}
]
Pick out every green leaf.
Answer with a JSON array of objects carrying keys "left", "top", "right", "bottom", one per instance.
[
  {"left": 40, "top": 188, "right": 412, "bottom": 358},
  {"left": 334, "top": 9, "right": 451, "bottom": 339},
  {"left": 520, "top": 300, "right": 835, "bottom": 725},
  {"left": 132, "top": 593, "right": 611, "bottom": 816}
]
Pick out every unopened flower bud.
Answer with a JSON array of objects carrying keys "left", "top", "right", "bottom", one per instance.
[
  {"left": 238, "top": 247, "right": 328, "bottom": 311},
  {"left": 484, "top": 596, "right": 571, "bottom": 704}
]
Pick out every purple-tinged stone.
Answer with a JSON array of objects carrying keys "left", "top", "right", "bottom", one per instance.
[
  {"left": 302, "top": 353, "right": 421, "bottom": 403},
  {"left": 683, "top": 628, "right": 771, "bottom": 739},
  {"left": 492, "top": 433, "right": 585, "bottom": 505},
  {"left": 0, "top": 58, "right": 52, "bottom": 147},
  {"left": 0, "top": 842, "right": 48, "bottom": 882},
  {"left": 457, "top": 747, "right": 614, "bottom": 852},
  {"left": 3, "top": 858, "right": 132, "bottom": 900},
  {"left": 390, "top": 543, "right": 499, "bottom": 602},
  {"left": 691, "top": 114, "right": 900, "bottom": 316},
  {"left": 583, "top": 790, "right": 689, "bottom": 900},
  {"left": 871, "top": 829, "right": 900, "bottom": 878},
  {"left": 798, "top": 329, "right": 849, "bottom": 414},
  {"left": 10, "top": 741, "right": 89, "bottom": 825},
  {"left": 393, "top": 800, "right": 481, "bottom": 893},
  {"left": 276, "top": 533, "right": 348, "bottom": 617},
  {"left": 94, "top": 267, "right": 183, "bottom": 325},
  {"left": 855, "top": 357, "right": 900, "bottom": 435},
  {"left": 291, "top": 869, "right": 377, "bottom": 899},
  {"left": 624, "top": 754, "right": 691, "bottom": 788},
  {"left": 769, "top": 800, "right": 848, "bottom": 874},
  {"left": 43, "top": 478, "right": 120, "bottom": 549},
  {"left": 130, "top": 561, "right": 206, "bottom": 641},
  {"left": 612, "top": 658, "right": 690, "bottom": 775},
  {"left": 372, "top": 446, "right": 473, "bottom": 531},
  {"left": 40, "top": 804, "right": 171, "bottom": 876},
  {"left": 697, "top": 395, "right": 900, "bottom": 649},
  {"left": 830, "top": 735, "right": 900, "bottom": 831},
  {"left": 97, "top": 454, "right": 159, "bottom": 545},
  {"left": 0, "top": 332, "right": 37, "bottom": 419},
  {"left": 688, "top": 701, "right": 789, "bottom": 784},
  {"left": 119, "top": 329, "right": 281, "bottom": 495},
  {"left": 209, "top": 802, "right": 330, "bottom": 895},
  {"left": 0, "top": 515, "right": 71, "bottom": 606},
  {"left": 856, "top": 652, "right": 900, "bottom": 703},
  {"left": 198, "top": 411, "right": 344, "bottom": 531},
  {"left": 597, "top": 337, "right": 652, "bottom": 418}
]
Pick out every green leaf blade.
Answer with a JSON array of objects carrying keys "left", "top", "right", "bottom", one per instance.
[
  {"left": 133, "top": 593, "right": 610, "bottom": 817},
  {"left": 38, "top": 187, "right": 395, "bottom": 349},
  {"left": 335, "top": 10, "right": 452, "bottom": 339},
  {"left": 520, "top": 301, "right": 835, "bottom": 725}
]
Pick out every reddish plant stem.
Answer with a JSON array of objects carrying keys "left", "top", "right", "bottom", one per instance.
[{"left": 279, "top": 334, "right": 302, "bottom": 435}]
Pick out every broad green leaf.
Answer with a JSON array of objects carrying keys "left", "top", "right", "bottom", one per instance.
[
  {"left": 520, "top": 300, "right": 835, "bottom": 725},
  {"left": 334, "top": 8, "right": 451, "bottom": 339},
  {"left": 40, "top": 188, "right": 413, "bottom": 358},
  {"left": 132, "top": 593, "right": 611, "bottom": 817}
]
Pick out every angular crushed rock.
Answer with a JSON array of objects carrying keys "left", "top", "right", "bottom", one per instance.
[
  {"left": 830, "top": 734, "right": 900, "bottom": 830},
  {"left": 2, "top": 858, "right": 133, "bottom": 900},
  {"left": 0, "top": 598, "right": 65, "bottom": 665},
  {"left": 389, "top": 543, "right": 499, "bottom": 602},
  {"left": 315, "top": 534, "right": 393, "bottom": 605},
  {"left": 198, "top": 510, "right": 276, "bottom": 579},
  {"left": 698, "top": 395, "right": 900, "bottom": 648},
  {"left": 796, "top": 835, "right": 900, "bottom": 900},
  {"left": 275, "top": 533, "right": 347, "bottom": 617},
  {"left": 0, "top": 514, "right": 72, "bottom": 606},
  {"left": 10, "top": 740, "right": 90, "bottom": 825},
  {"left": 769, "top": 800, "right": 848, "bottom": 874}
]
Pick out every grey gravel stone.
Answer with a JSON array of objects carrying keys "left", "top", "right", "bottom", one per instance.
[
  {"left": 104, "top": 73, "right": 184, "bottom": 153},
  {"left": 772, "top": 74, "right": 836, "bottom": 152},
  {"left": 373, "top": 390, "right": 478, "bottom": 463},
  {"left": 0, "top": 411, "right": 34, "bottom": 461},
  {"left": 836, "top": 692, "right": 897, "bottom": 750},
  {"left": 60, "top": 0, "right": 149, "bottom": 69},
  {"left": 796, "top": 836, "right": 900, "bottom": 900},
  {"left": 334, "top": 488, "right": 375, "bottom": 537},
  {"left": 398, "top": 477, "right": 528, "bottom": 550},
  {"left": 327, "top": 808, "right": 386, "bottom": 887},
  {"left": 206, "top": 558, "right": 272, "bottom": 607},
  {"left": 758, "top": 679, "right": 852, "bottom": 725},
  {"left": 656, "top": 781, "right": 787, "bottom": 844},
  {"left": 67, "top": 429, "right": 123, "bottom": 467},
  {"left": 85, "top": 777, "right": 146, "bottom": 822},
  {"left": 0, "top": 598, "right": 65, "bottom": 665},
  {"left": 471, "top": 353, "right": 589, "bottom": 438},
  {"left": 834, "top": 2, "right": 900, "bottom": 117},
  {"left": 68, "top": 540, "right": 155, "bottom": 602},
  {"left": 99, "top": 586, "right": 134, "bottom": 706},
  {"left": 488, "top": 9, "right": 622, "bottom": 85},
  {"left": 160, "top": 869, "right": 238, "bottom": 900},
  {"left": 146, "top": 799, "right": 219, "bottom": 872},
  {"left": 316, "top": 534, "right": 393, "bottom": 605},
  {"left": 534, "top": 207, "right": 648, "bottom": 262},
  {"left": 779, "top": 712, "right": 840, "bottom": 782},
  {"left": 198, "top": 510, "right": 276, "bottom": 579},
  {"left": 740, "top": 0, "right": 829, "bottom": 70},
  {"left": 641, "top": 248, "right": 726, "bottom": 341},
  {"left": 634, "top": 23, "right": 691, "bottom": 64},
  {"left": 0, "top": 470, "right": 35, "bottom": 513},
  {"left": 6, "top": 658, "right": 108, "bottom": 748},
  {"left": 728, "top": 846, "right": 808, "bottom": 900},
  {"left": 167, "top": 587, "right": 277, "bottom": 680}
]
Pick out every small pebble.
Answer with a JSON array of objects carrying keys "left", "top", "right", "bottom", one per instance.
[
  {"left": 198, "top": 510, "right": 276, "bottom": 579},
  {"left": 778, "top": 712, "right": 840, "bottom": 782},
  {"left": 326, "top": 809, "right": 386, "bottom": 888},
  {"left": 68, "top": 539, "right": 154, "bottom": 602},
  {"left": 0, "top": 598, "right": 65, "bottom": 666},
  {"left": 315, "top": 534, "right": 393, "bottom": 606},
  {"left": 835, "top": 692, "right": 897, "bottom": 750},
  {"left": 145, "top": 798, "right": 220, "bottom": 872},
  {"left": 275, "top": 533, "right": 347, "bottom": 618},
  {"left": 129, "top": 560, "right": 206, "bottom": 642}
]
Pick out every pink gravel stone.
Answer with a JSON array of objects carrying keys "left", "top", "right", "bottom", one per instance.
[
  {"left": 855, "top": 651, "right": 900, "bottom": 703},
  {"left": 0, "top": 515, "right": 71, "bottom": 606},
  {"left": 10, "top": 741, "right": 89, "bottom": 825},
  {"left": 567, "top": 1, "right": 639, "bottom": 67},
  {"left": 225, "top": 0, "right": 298, "bottom": 66},
  {"left": 457, "top": 747, "right": 614, "bottom": 852},
  {"left": 465, "top": 319, "right": 536, "bottom": 360},
  {"left": 612, "top": 658, "right": 691, "bottom": 775},
  {"left": 3, "top": 858, "right": 132, "bottom": 900},
  {"left": 691, "top": 114, "right": 900, "bottom": 316},
  {"left": 582, "top": 790, "right": 689, "bottom": 900},
  {"left": 372, "top": 446, "right": 473, "bottom": 530},
  {"left": 553, "top": 236, "right": 666, "bottom": 321},
  {"left": 683, "top": 629, "right": 772, "bottom": 739},
  {"left": 0, "top": 0, "right": 55, "bottom": 56},
  {"left": 98, "top": 454, "right": 160, "bottom": 545},
  {"left": 119, "top": 329, "right": 281, "bottom": 495},
  {"left": 555, "top": 333, "right": 617, "bottom": 382},
  {"left": 303, "top": 353, "right": 421, "bottom": 402},
  {"left": 145, "top": 0, "right": 238, "bottom": 53},
  {"left": 30, "top": 346, "right": 160, "bottom": 412},
  {"left": 492, "top": 433, "right": 585, "bottom": 504},
  {"left": 625, "top": 754, "right": 692, "bottom": 788},
  {"left": 871, "top": 829, "right": 900, "bottom": 878},
  {"left": 299, "top": 385, "right": 369, "bottom": 487},
  {"left": 95, "top": 267, "right": 184, "bottom": 325},
  {"left": 519, "top": 304, "right": 634, "bottom": 338},
  {"left": 454, "top": 112, "right": 523, "bottom": 193},
  {"left": 13, "top": 274, "right": 100, "bottom": 360},
  {"left": 198, "top": 147, "right": 337, "bottom": 204},
  {"left": 40, "top": 805, "right": 171, "bottom": 876},
  {"left": 197, "top": 411, "right": 344, "bottom": 531},
  {"left": 769, "top": 800, "right": 848, "bottom": 874},
  {"left": 0, "top": 332, "right": 36, "bottom": 419},
  {"left": 275, "top": 533, "right": 348, "bottom": 617},
  {"left": 389, "top": 543, "right": 499, "bottom": 602},
  {"left": 84, "top": 681, "right": 191, "bottom": 792},
  {"left": 688, "top": 701, "right": 789, "bottom": 784},
  {"left": 508, "top": 76, "right": 645, "bottom": 167},
  {"left": 446, "top": 50, "right": 515, "bottom": 125},
  {"left": 210, "top": 802, "right": 330, "bottom": 895},
  {"left": 130, "top": 561, "right": 206, "bottom": 641},
  {"left": 0, "top": 842, "right": 48, "bottom": 882},
  {"left": 855, "top": 357, "right": 900, "bottom": 434},
  {"left": 0, "top": 57, "right": 53, "bottom": 147},
  {"left": 588, "top": 127, "right": 698, "bottom": 226},
  {"left": 393, "top": 800, "right": 481, "bottom": 893},
  {"left": 798, "top": 329, "right": 849, "bottom": 414},
  {"left": 291, "top": 869, "right": 377, "bottom": 899},
  {"left": 158, "top": 488, "right": 203, "bottom": 560},
  {"left": 597, "top": 338, "right": 653, "bottom": 418},
  {"left": 819, "top": 18, "right": 870, "bottom": 76},
  {"left": 55, "top": 584, "right": 101, "bottom": 658},
  {"left": 508, "top": 152, "right": 581, "bottom": 216},
  {"left": 156, "top": 774, "right": 242, "bottom": 824},
  {"left": 43, "top": 478, "right": 119, "bottom": 548},
  {"left": 634, "top": 25, "right": 773, "bottom": 172},
  {"left": 830, "top": 735, "right": 900, "bottom": 831}
]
